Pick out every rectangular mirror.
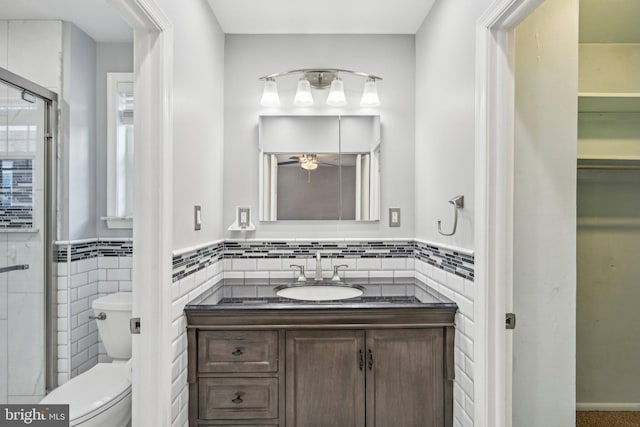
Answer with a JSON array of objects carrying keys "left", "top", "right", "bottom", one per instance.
[{"left": 259, "top": 115, "right": 380, "bottom": 221}]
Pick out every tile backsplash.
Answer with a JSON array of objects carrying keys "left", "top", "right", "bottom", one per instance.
[
  {"left": 172, "top": 239, "right": 473, "bottom": 283},
  {"left": 55, "top": 238, "right": 132, "bottom": 384},
  {"left": 0, "top": 158, "right": 34, "bottom": 229}
]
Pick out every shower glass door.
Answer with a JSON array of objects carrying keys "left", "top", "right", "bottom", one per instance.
[{"left": 0, "top": 78, "right": 47, "bottom": 403}]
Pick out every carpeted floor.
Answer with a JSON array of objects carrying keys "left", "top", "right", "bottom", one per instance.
[{"left": 577, "top": 411, "right": 640, "bottom": 426}]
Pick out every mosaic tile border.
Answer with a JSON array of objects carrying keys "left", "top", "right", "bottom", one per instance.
[
  {"left": 0, "top": 158, "right": 34, "bottom": 229},
  {"left": 414, "top": 241, "right": 474, "bottom": 281},
  {"left": 224, "top": 240, "right": 415, "bottom": 259},
  {"left": 172, "top": 241, "right": 224, "bottom": 282},
  {"left": 56, "top": 239, "right": 133, "bottom": 262},
  {"left": 172, "top": 239, "right": 475, "bottom": 283}
]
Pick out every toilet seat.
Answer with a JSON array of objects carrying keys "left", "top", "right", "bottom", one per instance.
[{"left": 41, "top": 363, "right": 131, "bottom": 426}]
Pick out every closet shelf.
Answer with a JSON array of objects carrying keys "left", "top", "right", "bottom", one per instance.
[
  {"left": 578, "top": 92, "right": 640, "bottom": 113},
  {"left": 578, "top": 156, "right": 640, "bottom": 169}
]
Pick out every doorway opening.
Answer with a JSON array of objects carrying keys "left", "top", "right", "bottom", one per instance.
[{"left": 575, "top": 0, "right": 640, "bottom": 424}]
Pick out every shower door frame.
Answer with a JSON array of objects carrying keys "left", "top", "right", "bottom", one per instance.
[{"left": 0, "top": 66, "right": 58, "bottom": 396}]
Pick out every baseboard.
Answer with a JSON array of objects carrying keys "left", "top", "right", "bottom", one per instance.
[{"left": 577, "top": 402, "right": 640, "bottom": 411}]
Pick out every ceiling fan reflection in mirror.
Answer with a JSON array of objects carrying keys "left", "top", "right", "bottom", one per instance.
[{"left": 278, "top": 154, "right": 340, "bottom": 170}]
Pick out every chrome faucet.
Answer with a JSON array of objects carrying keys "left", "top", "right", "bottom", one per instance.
[
  {"left": 290, "top": 264, "right": 306, "bottom": 282},
  {"left": 314, "top": 252, "right": 323, "bottom": 281}
]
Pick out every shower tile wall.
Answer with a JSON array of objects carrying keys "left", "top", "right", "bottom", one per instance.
[{"left": 56, "top": 239, "right": 132, "bottom": 384}]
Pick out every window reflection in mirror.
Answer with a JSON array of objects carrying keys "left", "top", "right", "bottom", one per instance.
[
  {"left": 259, "top": 115, "right": 380, "bottom": 221},
  {"left": 106, "top": 73, "right": 134, "bottom": 226}
]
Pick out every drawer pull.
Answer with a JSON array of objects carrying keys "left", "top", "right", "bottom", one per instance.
[
  {"left": 359, "top": 349, "right": 364, "bottom": 371},
  {"left": 231, "top": 348, "right": 243, "bottom": 357},
  {"left": 368, "top": 349, "right": 374, "bottom": 370},
  {"left": 231, "top": 393, "right": 244, "bottom": 404}
]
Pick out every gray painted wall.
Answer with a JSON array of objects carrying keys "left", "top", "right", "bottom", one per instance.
[
  {"left": 65, "top": 23, "right": 97, "bottom": 241},
  {"left": 414, "top": 0, "right": 489, "bottom": 250},
  {"left": 155, "top": 0, "right": 226, "bottom": 251},
  {"left": 224, "top": 34, "right": 415, "bottom": 239},
  {"left": 95, "top": 42, "right": 133, "bottom": 238}
]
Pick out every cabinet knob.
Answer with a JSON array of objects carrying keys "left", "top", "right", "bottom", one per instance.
[
  {"left": 232, "top": 348, "right": 243, "bottom": 356},
  {"left": 232, "top": 393, "right": 244, "bottom": 404},
  {"left": 368, "top": 349, "right": 374, "bottom": 370},
  {"left": 359, "top": 349, "right": 364, "bottom": 371}
]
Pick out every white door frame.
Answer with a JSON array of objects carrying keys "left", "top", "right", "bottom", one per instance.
[
  {"left": 105, "top": 1, "right": 174, "bottom": 426},
  {"left": 474, "top": 0, "right": 543, "bottom": 426}
]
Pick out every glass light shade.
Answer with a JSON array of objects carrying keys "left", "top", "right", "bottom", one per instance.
[
  {"left": 301, "top": 160, "right": 318, "bottom": 170},
  {"left": 260, "top": 79, "right": 280, "bottom": 107},
  {"left": 360, "top": 78, "right": 380, "bottom": 107},
  {"left": 293, "top": 79, "right": 314, "bottom": 107},
  {"left": 326, "top": 77, "right": 347, "bottom": 106}
]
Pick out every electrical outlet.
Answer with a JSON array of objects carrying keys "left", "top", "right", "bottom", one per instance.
[
  {"left": 389, "top": 208, "right": 401, "bottom": 227},
  {"left": 194, "top": 205, "right": 201, "bottom": 230}
]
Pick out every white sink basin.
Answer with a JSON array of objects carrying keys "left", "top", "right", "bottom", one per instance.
[{"left": 275, "top": 284, "right": 364, "bottom": 301}]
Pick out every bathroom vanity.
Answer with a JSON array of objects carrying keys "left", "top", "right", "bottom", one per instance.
[{"left": 185, "top": 280, "right": 457, "bottom": 427}]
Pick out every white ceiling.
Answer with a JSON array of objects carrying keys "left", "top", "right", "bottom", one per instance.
[
  {"left": 0, "top": 0, "right": 132, "bottom": 42},
  {"left": 580, "top": 0, "right": 640, "bottom": 43},
  {"left": 2, "top": 0, "right": 638, "bottom": 43},
  {"left": 207, "top": 0, "right": 436, "bottom": 34}
]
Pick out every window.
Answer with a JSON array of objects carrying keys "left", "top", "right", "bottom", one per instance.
[{"left": 103, "top": 73, "right": 134, "bottom": 229}]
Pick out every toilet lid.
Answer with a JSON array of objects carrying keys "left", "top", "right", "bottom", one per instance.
[{"left": 41, "top": 363, "right": 131, "bottom": 422}]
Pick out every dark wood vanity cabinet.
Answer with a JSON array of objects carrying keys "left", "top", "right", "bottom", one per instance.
[
  {"left": 286, "top": 330, "right": 365, "bottom": 427},
  {"left": 286, "top": 329, "right": 447, "bottom": 427},
  {"left": 186, "top": 306, "right": 456, "bottom": 427}
]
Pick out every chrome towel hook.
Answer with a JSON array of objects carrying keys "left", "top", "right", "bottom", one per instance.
[{"left": 437, "top": 195, "right": 464, "bottom": 236}]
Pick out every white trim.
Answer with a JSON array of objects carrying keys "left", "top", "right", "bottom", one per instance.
[
  {"left": 172, "top": 239, "right": 226, "bottom": 257},
  {"left": 106, "top": 1, "right": 173, "bottom": 427},
  {"left": 106, "top": 72, "right": 134, "bottom": 219},
  {"left": 54, "top": 237, "right": 134, "bottom": 245},
  {"left": 101, "top": 216, "right": 133, "bottom": 229},
  {"left": 413, "top": 238, "right": 474, "bottom": 256},
  {"left": 224, "top": 237, "right": 416, "bottom": 243},
  {"left": 474, "top": 1, "right": 543, "bottom": 427},
  {"left": 576, "top": 403, "right": 640, "bottom": 411},
  {"left": 54, "top": 237, "right": 96, "bottom": 245}
]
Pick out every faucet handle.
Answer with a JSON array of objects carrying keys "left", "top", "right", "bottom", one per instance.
[
  {"left": 290, "top": 264, "right": 307, "bottom": 282},
  {"left": 331, "top": 265, "right": 349, "bottom": 282}
]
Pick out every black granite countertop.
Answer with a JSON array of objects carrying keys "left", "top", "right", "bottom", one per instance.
[{"left": 184, "top": 279, "right": 457, "bottom": 311}]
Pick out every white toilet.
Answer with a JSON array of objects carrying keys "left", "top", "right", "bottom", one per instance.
[{"left": 42, "top": 292, "right": 133, "bottom": 427}]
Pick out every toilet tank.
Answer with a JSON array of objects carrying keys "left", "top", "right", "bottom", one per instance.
[{"left": 92, "top": 292, "right": 132, "bottom": 360}]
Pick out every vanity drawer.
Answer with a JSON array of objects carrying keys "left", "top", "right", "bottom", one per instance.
[
  {"left": 198, "top": 377, "right": 278, "bottom": 420},
  {"left": 198, "top": 330, "right": 278, "bottom": 373}
]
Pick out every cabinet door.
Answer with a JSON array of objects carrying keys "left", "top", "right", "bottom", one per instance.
[
  {"left": 286, "top": 330, "right": 365, "bottom": 427},
  {"left": 366, "top": 329, "right": 445, "bottom": 427}
]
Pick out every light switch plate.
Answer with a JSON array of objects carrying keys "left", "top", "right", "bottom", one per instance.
[
  {"left": 194, "top": 205, "right": 201, "bottom": 230},
  {"left": 238, "top": 207, "right": 251, "bottom": 228},
  {"left": 389, "top": 208, "right": 401, "bottom": 227}
]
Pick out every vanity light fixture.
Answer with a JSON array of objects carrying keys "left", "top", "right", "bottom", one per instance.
[
  {"left": 259, "top": 68, "right": 382, "bottom": 108},
  {"left": 293, "top": 78, "right": 314, "bottom": 107},
  {"left": 259, "top": 78, "right": 280, "bottom": 107},
  {"left": 360, "top": 78, "right": 381, "bottom": 107},
  {"left": 326, "top": 75, "right": 347, "bottom": 107}
]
